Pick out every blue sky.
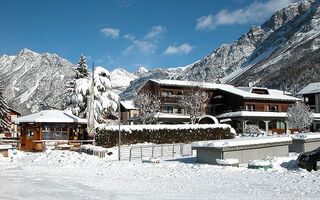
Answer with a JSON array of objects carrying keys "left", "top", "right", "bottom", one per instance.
[{"left": 1, "top": 0, "right": 297, "bottom": 72}]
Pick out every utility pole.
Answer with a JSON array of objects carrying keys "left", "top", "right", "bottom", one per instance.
[{"left": 118, "top": 98, "right": 121, "bottom": 161}]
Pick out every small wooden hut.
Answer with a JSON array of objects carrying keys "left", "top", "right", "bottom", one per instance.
[{"left": 13, "top": 110, "right": 88, "bottom": 151}]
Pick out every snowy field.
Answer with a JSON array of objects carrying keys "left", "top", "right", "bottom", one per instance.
[{"left": 0, "top": 149, "right": 319, "bottom": 200}]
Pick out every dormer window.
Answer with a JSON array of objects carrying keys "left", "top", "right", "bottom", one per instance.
[{"left": 251, "top": 88, "right": 269, "bottom": 95}]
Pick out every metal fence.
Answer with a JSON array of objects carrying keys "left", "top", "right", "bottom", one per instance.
[{"left": 119, "top": 143, "right": 194, "bottom": 161}]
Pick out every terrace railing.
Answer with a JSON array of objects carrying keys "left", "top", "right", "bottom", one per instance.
[{"left": 122, "top": 143, "right": 193, "bottom": 161}]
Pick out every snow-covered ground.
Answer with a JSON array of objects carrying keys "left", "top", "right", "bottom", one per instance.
[{"left": 0, "top": 149, "right": 319, "bottom": 200}]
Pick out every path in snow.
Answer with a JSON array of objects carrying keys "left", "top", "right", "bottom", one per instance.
[{"left": 0, "top": 150, "right": 319, "bottom": 200}]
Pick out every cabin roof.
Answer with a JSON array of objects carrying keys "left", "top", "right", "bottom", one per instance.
[
  {"left": 297, "top": 82, "right": 320, "bottom": 95},
  {"left": 8, "top": 107, "right": 21, "bottom": 116},
  {"left": 148, "top": 79, "right": 300, "bottom": 102},
  {"left": 12, "top": 110, "right": 87, "bottom": 124},
  {"left": 120, "top": 100, "right": 137, "bottom": 110}
]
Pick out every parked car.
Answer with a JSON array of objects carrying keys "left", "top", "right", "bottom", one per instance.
[{"left": 296, "top": 147, "right": 320, "bottom": 171}]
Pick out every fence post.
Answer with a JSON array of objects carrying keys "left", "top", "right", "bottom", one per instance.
[
  {"left": 161, "top": 145, "right": 163, "bottom": 157},
  {"left": 152, "top": 145, "right": 154, "bottom": 158},
  {"left": 172, "top": 145, "right": 175, "bottom": 158},
  {"left": 140, "top": 146, "right": 143, "bottom": 160},
  {"left": 129, "top": 148, "right": 132, "bottom": 162},
  {"left": 180, "top": 144, "right": 183, "bottom": 156}
]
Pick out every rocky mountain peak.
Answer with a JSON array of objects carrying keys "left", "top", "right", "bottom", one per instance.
[{"left": 135, "top": 67, "right": 149, "bottom": 76}]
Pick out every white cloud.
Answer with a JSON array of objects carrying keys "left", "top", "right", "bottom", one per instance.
[
  {"left": 96, "top": 59, "right": 103, "bottom": 64},
  {"left": 196, "top": 15, "right": 215, "bottom": 30},
  {"left": 123, "top": 34, "right": 136, "bottom": 41},
  {"left": 122, "top": 25, "right": 166, "bottom": 55},
  {"left": 196, "top": 0, "right": 296, "bottom": 30},
  {"left": 144, "top": 25, "right": 166, "bottom": 39},
  {"left": 118, "top": 0, "right": 133, "bottom": 7},
  {"left": 123, "top": 40, "right": 157, "bottom": 55},
  {"left": 164, "top": 43, "right": 194, "bottom": 55},
  {"left": 100, "top": 28, "right": 120, "bottom": 39}
]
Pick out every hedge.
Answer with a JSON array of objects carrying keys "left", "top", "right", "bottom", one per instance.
[{"left": 95, "top": 124, "right": 235, "bottom": 147}]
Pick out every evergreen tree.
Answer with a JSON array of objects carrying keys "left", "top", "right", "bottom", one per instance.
[
  {"left": 0, "top": 83, "right": 11, "bottom": 133},
  {"left": 75, "top": 54, "right": 89, "bottom": 79},
  {"left": 67, "top": 66, "right": 119, "bottom": 124}
]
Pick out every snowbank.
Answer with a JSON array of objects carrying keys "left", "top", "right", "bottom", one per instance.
[
  {"left": 248, "top": 160, "right": 272, "bottom": 167},
  {"left": 192, "top": 136, "right": 292, "bottom": 148},
  {"left": 216, "top": 158, "right": 239, "bottom": 165},
  {"left": 291, "top": 132, "right": 320, "bottom": 140}
]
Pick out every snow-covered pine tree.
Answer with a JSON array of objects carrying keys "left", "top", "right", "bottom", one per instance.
[
  {"left": 178, "top": 86, "right": 208, "bottom": 124},
  {"left": 75, "top": 54, "right": 89, "bottom": 79},
  {"left": 133, "top": 91, "right": 161, "bottom": 124},
  {"left": 0, "top": 83, "right": 11, "bottom": 133},
  {"left": 287, "top": 101, "right": 314, "bottom": 133},
  {"left": 67, "top": 66, "right": 119, "bottom": 124}
]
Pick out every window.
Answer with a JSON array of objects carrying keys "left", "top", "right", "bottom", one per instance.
[
  {"left": 245, "top": 104, "right": 255, "bottom": 111},
  {"left": 56, "top": 124, "right": 68, "bottom": 140},
  {"left": 28, "top": 130, "right": 33, "bottom": 140},
  {"left": 176, "top": 108, "right": 182, "bottom": 114},
  {"left": 161, "top": 91, "right": 168, "bottom": 96},
  {"left": 266, "top": 105, "right": 270, "bottom": 111},
  {"left": 42, "top": 124, "right": 54, "bottom": 140},
  {"left": 271, "top": 105, "right": 279, "bottom": 112},
  {"left": 163, "top": 105, "right": 173, "bottom": 113},
  {"left": 161, "top": 91, "right": 173, "bottom": 96}
]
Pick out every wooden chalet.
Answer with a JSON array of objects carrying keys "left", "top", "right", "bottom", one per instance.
[
  {"left": 0, "top": 108, "right": 21, "bottom": 138},
  {"left": 139, "top": 79, "right": 301, "bottom": 133},
  {"left": 12, "top": 110, "right": 88, "bottom": 151},
  {"left": 298, "top": 82, "right": 320, "bottom": 131},
  {"left": 120, "top": 100, "right": 139, "bottom": 125}
]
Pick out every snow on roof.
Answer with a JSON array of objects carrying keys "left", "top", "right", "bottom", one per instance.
[
  {"left": 149, "top": 79, "right": 299, "bottom": 101},
  {"left": 216, "top": 111, "right": 320, "bottom": 119},
  {"left": 216, "top": 111, "right": 288, "bottom": 119},
  {"left": 120, "top": 100, "right": 137, "bottom": 110},
  {"left": 8, "top": 107, "right": 21, "bottom": 116},
  {"left": 154, "top": 112, "right": 190, "bottom": 119},
  {"left": 191, "top": 136, "right": 292, "bottom": 148},
  {"left": 297, "top": 82, "right": 320, "bottom": 95},
  {"left": 12, "top": 110, "right": 87, "bottom": 124}
]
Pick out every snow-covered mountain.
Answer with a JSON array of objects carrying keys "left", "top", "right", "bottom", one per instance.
[
  {"left": 2, "top": 0, "right": 320, "bottom": 109},
  {"left": 0, "top": 48, "right": 76, "bottom": 115},
  {"left": 121, "top": 0, "right": 320, "bottom": 98},
  {"left": 134, "top": 66, "right": 149, "bottom": 76},
  {"left": 110, "top": 68, "right": 138, "bottom": 94}
]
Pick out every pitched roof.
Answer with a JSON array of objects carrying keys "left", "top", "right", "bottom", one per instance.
[
  {"left": 12, "top": 110, "right": 87, "bottom": 124},
  {"left": 8, "top": 107, "right": 21, "bottom": 116},
  {"left": 149, "top": 79, "right": 300, "bottom": 102},
  {"left": 297, "top": 82, "right": 320, "bottom": 95},
  {"left": 120, "top": 100, "right": 137, "bottom": 110}
]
